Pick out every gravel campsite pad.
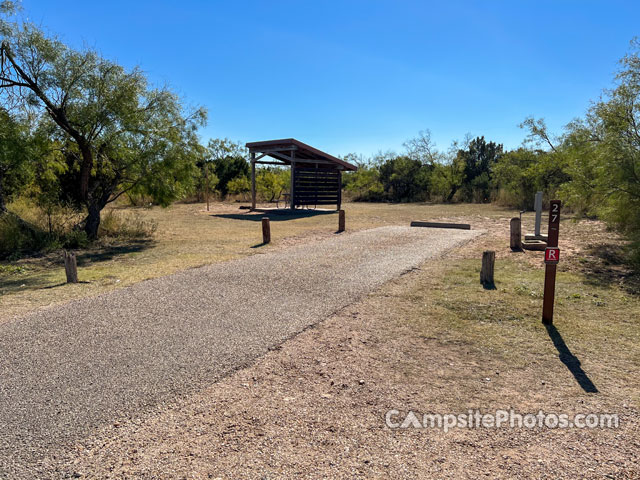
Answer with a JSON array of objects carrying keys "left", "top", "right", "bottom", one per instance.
[{"left": 0, "top": 225, "right": 479, "bottom": 478}]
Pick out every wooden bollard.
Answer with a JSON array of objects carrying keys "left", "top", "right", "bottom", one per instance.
[
  {"left": 338, "top": 209, "right": 345, "bottom": 232},
  {"left": 64, "top": 250, "right": 78, "bottom": 283},
  {"left": 480, "top": 250, "right": 495, "bottom": 288},
  {"left": 510, "top": 217, "right": 522, "bottom": 251},
  {"left": 262, "top": 217, "right": 271, "bottom": 244}
]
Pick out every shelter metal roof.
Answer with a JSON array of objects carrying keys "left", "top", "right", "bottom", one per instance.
[{"left": 246, "top": 138, "right": 357, "bottom": 171}]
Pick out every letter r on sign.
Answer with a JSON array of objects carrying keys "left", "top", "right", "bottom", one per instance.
[{"left": 545, "top": 247, "right": 560, "bottom": 264}]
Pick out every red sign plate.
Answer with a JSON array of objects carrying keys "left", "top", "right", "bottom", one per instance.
[{"left": 545, "top": 247, "right": 560, "bottom": 264}]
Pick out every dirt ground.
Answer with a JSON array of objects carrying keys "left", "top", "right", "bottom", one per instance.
[{"left": 56, "top": 214, "right": 639, "bottom": 479}]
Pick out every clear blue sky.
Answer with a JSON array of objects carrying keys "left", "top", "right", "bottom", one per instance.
[{"left": 21, "top": 0, "right": 640, "bottom": 158}]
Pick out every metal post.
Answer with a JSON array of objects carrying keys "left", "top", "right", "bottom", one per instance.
[{"left": 534, "top": 191, "right": 543, "bottom": 237}]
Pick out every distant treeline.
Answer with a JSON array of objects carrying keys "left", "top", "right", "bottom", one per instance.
[
  {"left": 340, "top": 131, "right": 565, "bottom": 210},
  {"left": 340, "top": 40, "right": 640, "bottom": 264}
]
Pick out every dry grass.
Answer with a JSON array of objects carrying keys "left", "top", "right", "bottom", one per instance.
[{"left": 0, "top": 201, "right": 511, "bottom": 322}]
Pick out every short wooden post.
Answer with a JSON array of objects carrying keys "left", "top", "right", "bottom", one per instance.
[
  {"left": 64, "top": 250, "right": 78, "bottom": 283},
  {"left": 510, "top": 217, "right": 522, "bottom": 251},
  {"left": 338, "top": 209, "right": 345, "bottom": 232},
  {"left": 262, "top": 217, "right": 271, "bottom": 244},
  {"left": 480, "top": 250, "right": 495, "bottom": 288}
]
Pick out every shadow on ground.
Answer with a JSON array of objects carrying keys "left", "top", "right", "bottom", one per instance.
[
  {"left": 75, "top": 241, "right": 152, "bottom": 266},
  {"left": 212, "top": 210, "right": 336, "bottom": 222},
  {"left": 545, "top": 323, "right": 598, "bottom": 393},
  {"left": 579, "top": 243, "right": 640, "bottom": 296},
  {"left": 0, "top": 240, "right": 153, "bottom": 293}
]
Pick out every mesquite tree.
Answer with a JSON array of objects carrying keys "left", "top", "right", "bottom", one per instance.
[
  {"left": 0, "top": 4, "right": 206, "bottom": 238},
  {"left": 0, "top": 107, "right": 31, "bottom": 213}
]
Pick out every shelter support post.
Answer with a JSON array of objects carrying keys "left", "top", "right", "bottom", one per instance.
[
  {"left": 250, "top": 151, "right": 256, "bottom": 210},
  {"left": 290, "top": 152, "right": 296, "bottom": 211},
  {"left": 337, "top": 170, "right": 342, "bottom": 211}
]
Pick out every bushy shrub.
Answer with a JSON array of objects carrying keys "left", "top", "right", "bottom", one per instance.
[
  {"left": 256, "top": 169, "right": 289, "bottom": 202},
  {"left": 0, "top": 214, "right": 25, "bottom": 258},
  {"left": 344, "top": 167, "right": 384, "bottom": 201},
  {"left": 227, "top": 175, "right": 251, "bottom": 200},
  {"left": 0, "top": 213, "right": 54, "bottom": 259}
]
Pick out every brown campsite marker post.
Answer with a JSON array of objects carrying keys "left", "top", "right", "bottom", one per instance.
[
  {"left": 338, "top": 209, "right": 345, "bottom": 232},
  {"left": 542, "top": 200, "right": 561, "bottom": 325},
  {"left": 262, "top": 217, "right": 271, "bottom": 244}
]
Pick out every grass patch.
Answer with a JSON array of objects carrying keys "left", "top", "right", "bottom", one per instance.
[
  {"left": 392, "top": 255, "right": 640, "bottom": 403},
  {"left": 0, "top": 264, "right": 28, "bottom": 275}
]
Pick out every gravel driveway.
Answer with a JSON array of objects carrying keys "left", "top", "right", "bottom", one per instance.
[{"left": 0, "top": 225, "right": 479, "bottom": 478}]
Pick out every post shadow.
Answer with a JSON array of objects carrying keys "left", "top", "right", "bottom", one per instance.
[
  {"left": 482, "top": 281, "right": 496, "bottom": 290},
  {"left": 545, "top": 324, "right": 598, "bottom": 393}
]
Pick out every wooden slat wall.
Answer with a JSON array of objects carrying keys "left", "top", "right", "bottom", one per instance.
[{"left": 293, "top": 168, "right": 341, "bottom": 207}]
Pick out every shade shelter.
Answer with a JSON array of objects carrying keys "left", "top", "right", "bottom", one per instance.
[{"left": 246, "top": 138, "right": 357, "bottom": 211}]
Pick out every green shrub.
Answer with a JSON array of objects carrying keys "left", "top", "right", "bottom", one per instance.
[
  {"left": 0, "top": 213, "right": 54, "bottom": 259},
  {"left": 227, "top": 175, "right": 251, "bottom": 200},
  {"left": 256, "top": 169, "right": 289, "bottom": 202},
  {"left": 62, "top": 230, "right": 88, "bottom": 249},
  {"left": 0, "top": 214, "right": 24, "bottom": 258}
]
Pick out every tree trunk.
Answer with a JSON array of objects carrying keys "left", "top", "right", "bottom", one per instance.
[
  {"left": 446, "top": 186, "right": 458, "bottom": 202},
  {"left": 78, "top": 142, "right": 94, "bottom": 201},
  {"left": 0, "top": 170, "right": 6, "bottom": 214},
  {"left": 84, "top": 203, "right": 101, "bottom": 240}
]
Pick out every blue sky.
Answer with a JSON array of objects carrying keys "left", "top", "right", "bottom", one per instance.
[{"left": 21, "top": 0, "right": 640, "bottom": 158}]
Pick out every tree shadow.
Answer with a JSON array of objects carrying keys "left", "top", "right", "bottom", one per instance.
[
  {"left": 580, "top": 243, "right": 640, "bottom": 296},
  {"left": 74, "top": 241, "right": 152, "bottom": 266},
  {"left": 212, "top": 210, "right": 336, "bottom": 222},
  {"left": 0, "top": 240, "right": 153, "bottom": 293},
  {"left": 545, "top": 323, "right": 598, "bottom": 393}
]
